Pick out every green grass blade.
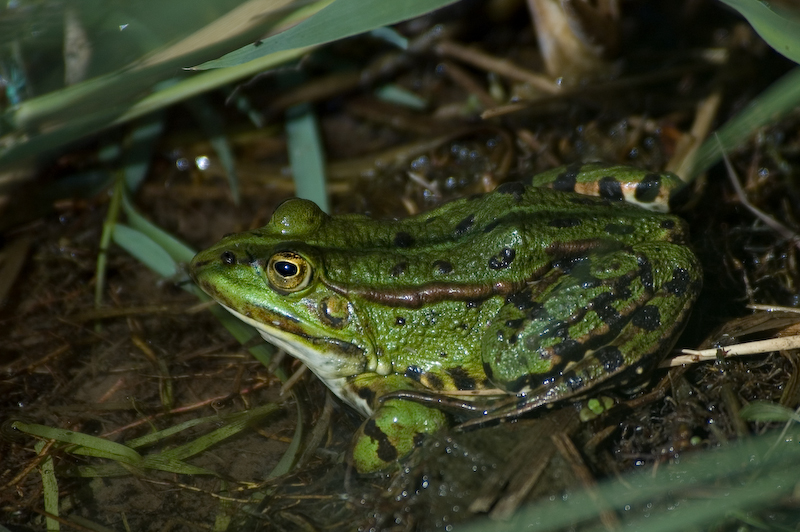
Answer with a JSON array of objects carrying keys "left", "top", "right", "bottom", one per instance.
[
  {"left": 72, "top": 458, "right": 214, "bottom": 478},
  {"left": 75, "top": 457, "right": 216, "bottom": 477},
  {"left": 112, "top": 223, "right": 178, "bottom": 279},
  {"left": 267, "top": 401, "right": 304, "bottom": 479},
  {"left": 461, "top": 427, "right": 800, "bottom": 531},
  {"left": 375, "top": 83, "right": 427, "bottom": 109},
  {"left": 195, "top": 0, "right": 459, "bottom": 70},
  {"left": 720, "top": 0, "right": 800, "bottom": 64},
  {"left": 125, "top": 415, "right": 226, "bottom": 449},
  {"left": 0, "top": 44, "right": 309, "bottom": 167},
  {"left": 117, "top": 186, "right": 283, "bottom": 374},
  {"left": 137, "top": 455, "right": 219, "bottom": 476},
  {"left": 286, "top": 103, "right": 328, "bottom": 212},
  {"left": 585, "top": 467, "right": 797, "bottom": 532},
  {"left": 158, "top": 403, "right": 280, "bottom": 462},
  {"left": 95, "top": 179, "right": 124, "bottom": 309},
  {"left": 369, "top": 27, "right": 409, "bottom": 49},
  {"left": 70, "top": 463, "right": 136, "bottom": 478},
  {"left": 35, "top": 441, "right": 60, "bottom": 532},
  {"left": 120, "top": 193, "right": 196, "bottom": 264},
  {"left": 14, "top": 422, "right": 142, "bottom": 464},
  {"left": 690, "top": 66, "right": 800, "bottom": 178},
  {"left": 739, "top": 400, "right": 800, "bottom": 423},
  {"left": 20, "top": 406, "right": 280, "bottom": 478},
  {"left": 1, "top": 0, "right": 313, "bottom": 166},
  {"left": 213, "top": 483, "right": 233, "bottom": 532}
]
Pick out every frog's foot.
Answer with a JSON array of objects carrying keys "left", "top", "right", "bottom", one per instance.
[
  {"left": 481, "top": 242, "right": 701, "bottom": 415},
  {"left": 350, "top": 399, "right": 448, "bottom": 473}
]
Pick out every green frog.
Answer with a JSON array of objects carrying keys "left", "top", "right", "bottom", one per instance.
[{"left": 190, "top": 163, "right": 701, "bottom": 473}]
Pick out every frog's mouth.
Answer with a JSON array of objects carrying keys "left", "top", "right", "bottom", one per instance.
[
  {"left": 217, "top": 301, "right": 374, "bottom": 414},
  {"left": 214, "top": 300, "right": 367, "bottom": 378}
]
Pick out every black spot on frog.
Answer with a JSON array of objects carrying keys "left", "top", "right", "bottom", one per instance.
[
  {"left": 405, "top": 365, "right": 423, "bottom": 381},
  {"left": 549, "top": 218, "right": 582, "bottom": 228},
  {"left": 446, "top": 366, "right": 477, "bottom": 390},
  {"left": 495, "top": 181, "right": 526, "bottom": 201},
  {"left": 389, "top": 261, "right": 407, "bottom": 277},
  {"left": 632, "top": 305, "right": 661, "bottom": 331},
  {"left": 552, "top": 163, "right": 580, "bottom": 192},
  {"left": 455, "top": 214, "right": 475, "bottom": 236},
  {"left": 634, "top": 173, "right": 662, "bottom": 203},
  {"left": 595, "top": 346, "right": 624, "bottom": 373},
  {"left": 394, "top": 231, "right": 414, "bottom": 248},
  {"left": 663, "top": 267, "right": 691, "bottom": 296},
  {"left": 488, "top": 248, "right": 516, "bottom": 270},
  {"left": 363, "top": 420, "right": 398, "bottom": 461},
  {"left": 604, "top": 223, "right": 635, "bottom": 235},
  {"left": 433, "top": 260, "right": 454, "bottom": 274}
]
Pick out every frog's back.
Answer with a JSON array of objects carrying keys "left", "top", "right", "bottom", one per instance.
[{"left": 290, "top": 164, "right": 689, "bottom": 299}]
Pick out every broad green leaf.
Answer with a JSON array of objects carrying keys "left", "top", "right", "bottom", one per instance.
[
  {"left": 0, "top": 4, "right": 310, "bottom": 167},
  {"left": 720, "top": 0, "right": 800, "bottom": 64}
]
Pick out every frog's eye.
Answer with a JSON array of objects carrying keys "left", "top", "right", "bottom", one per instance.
[{"left": 266, "top": 251, "right": 312, "bottom": 292}]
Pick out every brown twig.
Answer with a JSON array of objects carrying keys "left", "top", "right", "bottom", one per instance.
[{"left": 436, "top": 40, "right": 559, "bottom": 94}]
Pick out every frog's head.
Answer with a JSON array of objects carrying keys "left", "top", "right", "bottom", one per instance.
[{"left": 190, "top": 199, "right": 377, "bottom": 386}]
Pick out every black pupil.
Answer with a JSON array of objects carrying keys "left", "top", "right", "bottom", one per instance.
[
  {"left": 221, "top": 251, "right": 236, "bottom": 265},
  {"left": 275, "top": 261, "right": 298, "bottom": 277}
]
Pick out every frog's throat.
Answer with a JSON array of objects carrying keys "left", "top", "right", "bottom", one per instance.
[{"left": 216, "top": 303, "right": 374, "bottom": 417}]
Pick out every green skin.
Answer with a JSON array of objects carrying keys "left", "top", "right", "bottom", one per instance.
[{"left": 190, "top": 163, "right": 702, "bottom": 473}]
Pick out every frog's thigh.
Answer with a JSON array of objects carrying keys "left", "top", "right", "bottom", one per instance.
[
  {"left": 349, "top": 374, "right": 448, "bottom": 473},
  {"left": 483, "top": 242, "right": 700, "bottom": 394}
]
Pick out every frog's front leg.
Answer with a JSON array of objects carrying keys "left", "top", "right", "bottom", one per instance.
[
  {"left": 483, "top": 242, "right": 701, "bottom": 407},
  {"left": 346, "top": 373, "right": 449, "bottom": 473}
]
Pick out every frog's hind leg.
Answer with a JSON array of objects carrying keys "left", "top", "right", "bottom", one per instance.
[{"left": 481, "top": 242, "right": 701, "bottom": 414}]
